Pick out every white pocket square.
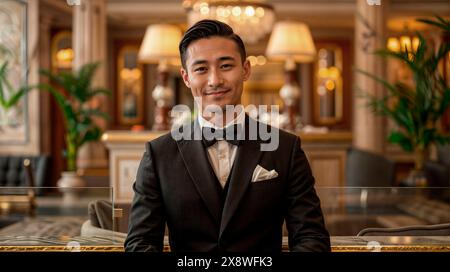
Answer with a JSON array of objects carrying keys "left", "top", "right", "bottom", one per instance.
[{"left": 251, "top": 165, "right": 278, "bottom": 182}]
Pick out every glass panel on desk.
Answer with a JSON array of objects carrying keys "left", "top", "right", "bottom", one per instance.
[
  {"left": 317, "top": 187, "right": 450, "bottom": 250},
  {"left": 0, "top": 187, "right": 124, "bottom": 249}
]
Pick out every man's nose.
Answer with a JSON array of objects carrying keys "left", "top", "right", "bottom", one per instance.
[{"left": 208, "top": 69, "right": 223, "bottom": 87}]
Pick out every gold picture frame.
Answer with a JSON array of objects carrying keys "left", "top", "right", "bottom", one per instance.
[
  {"left": 313, "top": 44, "right": 344, "bottom": 125},
  {"left": 117, "top": 45, "right": 144, "bottom": 126},
  {"left": 51, "top": 31, "right": 73, "bottom": 72}
]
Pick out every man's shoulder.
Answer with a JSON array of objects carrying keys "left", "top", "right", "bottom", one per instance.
[
  {"left": 147, "top": 122, "right": 196, "bottom": 148},
  {"left": 277, "top": 126, "right": 299, "bottom": 142},
  {"left": 249, "top": 117, "right": 299, "bottom": 143},
  {"left": 148, "top": 130, "right": 178, "bottom": 147}
]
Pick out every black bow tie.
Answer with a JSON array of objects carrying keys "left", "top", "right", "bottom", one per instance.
[{"left": 202, "top": 124, "right": 243, "bottom": 147}]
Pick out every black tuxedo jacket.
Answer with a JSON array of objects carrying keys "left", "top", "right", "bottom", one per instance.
[{"left": 125, "top": 115, "right": 330, "bottom": 252}]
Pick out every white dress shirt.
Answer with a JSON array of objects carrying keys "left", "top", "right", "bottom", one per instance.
[{"left": 198, "top": 109, "right": 245, "bottom": 188}]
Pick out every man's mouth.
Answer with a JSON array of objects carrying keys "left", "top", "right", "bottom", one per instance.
[{"left": 205, "top": 89, "right": 230, "bottom": 96}]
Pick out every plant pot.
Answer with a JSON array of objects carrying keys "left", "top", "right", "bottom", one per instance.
[
  {"left": 403, "top": 147, "right": 429, "bottom": 187},
  {"left": 57, "top": 171, "right": 86, "bottom": 204},
  {"left": 404, "top": 169, "right": 428, "bottom": 187}
]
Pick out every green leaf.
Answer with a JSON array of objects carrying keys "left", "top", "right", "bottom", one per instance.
[
  {"left": 417, "top": 16, "right": 450, "bottom": 33},
  {"left": 4, "top": 85, "right": 34, "bottom": 108},
  {"left": 37, "top": 83, "right": 77, "bottom": 127},
  {"left": 375, "top": 49, "right": 419, "bottom": 73},
  {"left": 0, "top": 62, "right": 7, "bottom": 107},
  {"left": 388, "top": 131, "right": 413, "bottom": 152},
  {"left": 422, "top": 128, "right": 437, "bottom": 147},
  {"left": 0, "top": 61, "right": 33, "bottom": 110},
  {"left": 39, "top": 68, "right": 66, "bottom": 88},
  {"left": 76, "top": 62, "right": 101, "bottom": 102},
  {"left": 80, "top": 108, "right": 110, "bottom": 120},
  {"left": 435, "top": 135, "right": 450, "bottom": 145},
  {"left": 79, "top": 127, "right": 101, "bottom": 147},
  {"left": 437, "top": 88, "right": 450, "bottom": 116},
  {"left": 412, "top": 33, "right": 427, "bottom": 63}
]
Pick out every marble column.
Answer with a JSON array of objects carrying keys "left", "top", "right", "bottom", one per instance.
[
  {"left": 73, "top": 0, "right": 108, "bottom": 172},
  {"left": 353, "top": 0, "right": 387, "bottom": 153}
]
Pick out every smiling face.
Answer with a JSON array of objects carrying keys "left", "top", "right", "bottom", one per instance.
[{"left": 180, "top": 36, "right": 251, "bottom": 115}]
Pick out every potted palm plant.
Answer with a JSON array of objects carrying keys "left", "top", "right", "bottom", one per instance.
[
  {"left": 357, "top": 16, "right": 450, "bottom": 186},
  {"left": 39, "top": 62, "right": 110, "bottom": 198}
]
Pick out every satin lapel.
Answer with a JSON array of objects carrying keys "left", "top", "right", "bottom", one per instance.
[
  {"left": 176, "top": 121, "right": 222, "bottom": 224},
  {"left": 220, "top": 116, "right": 263, "bottom": 237}
]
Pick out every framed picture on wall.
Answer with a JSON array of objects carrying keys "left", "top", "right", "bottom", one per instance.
[
  {"left": 51, "top": 31, "right": 73, "bottom": 72},
  {"left": 0, "top": 0, "right": 28, "bottom": 144},
  {"left": 311, "top": 39, "right": 352, "bottom": 130},
  {"left": 117, "top": 45, "right": 144, "bottom": 126},
  {"left": 313, "top": 44, "right": 344, "bottom": 125}
]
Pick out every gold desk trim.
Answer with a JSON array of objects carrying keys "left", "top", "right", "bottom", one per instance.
[
  {"left": 331, "top": 245, "right": 450, "bottom": 252},
  {"left": 1, "top": 245, "right": 449, "bottom": 252},
  {"left": 0, "top": 245, "right": 124, "bottom": 252}
]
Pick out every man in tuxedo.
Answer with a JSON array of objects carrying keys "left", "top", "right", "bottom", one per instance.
[{"left": 125, "top": 19, "right": 331, "bottom": 252}]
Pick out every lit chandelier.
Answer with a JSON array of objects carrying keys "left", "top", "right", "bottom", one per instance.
[{"left": 183, "top": 0, "right": 276, "bottom": 44}]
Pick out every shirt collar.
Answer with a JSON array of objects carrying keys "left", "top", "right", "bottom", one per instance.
[{"left": 198, "top": 105, "right": 245, "bottom": 130}]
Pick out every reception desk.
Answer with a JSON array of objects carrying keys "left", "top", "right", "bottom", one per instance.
[
  {"left": 102, "top": 130, "right": 352, "bottom": 203},
  {"left": 0, "top": 187, "right": 449, "bottom": 252}
]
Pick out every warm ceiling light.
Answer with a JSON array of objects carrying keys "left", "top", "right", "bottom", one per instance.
[{"left": 183, "top": 0, "right": 275, "bottom": 44}]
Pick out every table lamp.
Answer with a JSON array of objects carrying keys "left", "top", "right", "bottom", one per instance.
[
  {"left": 139, "top": 24, "right": 182, "bottom": 131},
  {"left": 266, "top": 21, "right": 316, "bottom": 131}
]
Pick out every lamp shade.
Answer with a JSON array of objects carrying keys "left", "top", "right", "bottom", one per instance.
[
  {"left": 266, "top": 21, "right": 316, "bottom": 63},
  {"left": 138, "top": 24, "right": 182, "bottom": 63}
]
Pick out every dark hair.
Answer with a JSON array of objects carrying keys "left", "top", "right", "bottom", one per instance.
[{"left": 179, "top": 19, "right": 246, "bottom": 69}]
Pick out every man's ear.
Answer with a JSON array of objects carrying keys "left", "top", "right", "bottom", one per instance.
[
  {"left": 242, "top": 60, "right": 251, "bottom": 81},
  {"left": 180, "top": 68, "right": 191, "bottom": 88}
]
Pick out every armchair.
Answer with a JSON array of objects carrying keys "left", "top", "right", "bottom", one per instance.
[
  {"left": 424, "top": 144, "right": 450, "bottom": 187},
  {"left": 80, "top": 200, "right": 127, "bottom": 244},
  {"left": 345, "top": 147, "right": 395, "bottom": 187},
  {"left": 357, "top": 223, "right": 450, "bottom": 236}
]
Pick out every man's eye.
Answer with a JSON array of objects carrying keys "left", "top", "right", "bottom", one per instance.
[
  {"left": 221, "top": 64, "right": 233, "bottom": 70},
  {"left": 194, "top": 67, "right": 206, "bottom": 73}
]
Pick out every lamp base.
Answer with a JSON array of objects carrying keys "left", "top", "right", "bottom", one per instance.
[
  {"left": 152, "top": 105, "right": 171, "bottom": 131},
  {"left": 281, "top": 105, "right": 302, "bottom": 132}
]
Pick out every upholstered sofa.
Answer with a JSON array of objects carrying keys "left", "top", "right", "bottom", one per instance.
[{"left": 0, "top": 155, "right": 49, "bottom": 195}]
